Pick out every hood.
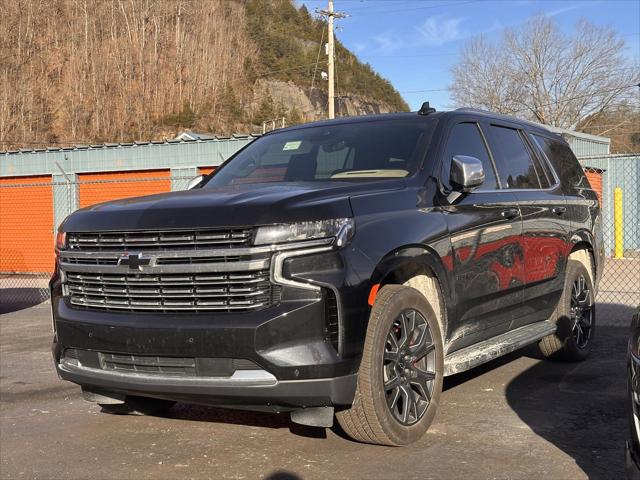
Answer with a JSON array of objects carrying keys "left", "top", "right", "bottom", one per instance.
[{"left": 61, "top": 180, "right": 405, "bottom": 232}]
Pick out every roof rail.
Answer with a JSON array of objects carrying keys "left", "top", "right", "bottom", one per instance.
[{"left": 455, "top": 107, "right": 490, "bottom": 114}]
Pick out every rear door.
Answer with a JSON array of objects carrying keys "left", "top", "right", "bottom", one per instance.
[
  {"left": 483, "top": 123, "right": 571, "bottom": 329},
  {"left": 439, "top": 120, "right": 525, "bottom": 351}
]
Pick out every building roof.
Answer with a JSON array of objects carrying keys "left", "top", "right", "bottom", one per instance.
[
  {"left": 174, "top": 130, "right": 217, "bottom": 141},
  {"left": 1, "top": 134, "right": 260, "bottom": 156},
  {"left": 545, "top": 125, "right": 610, "bottom": 145}
]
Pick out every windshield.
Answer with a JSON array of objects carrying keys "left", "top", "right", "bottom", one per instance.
[{"left": 202, "top": 119, "right": 436, "bottom": 188}]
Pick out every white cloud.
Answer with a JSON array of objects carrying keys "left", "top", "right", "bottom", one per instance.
[
  {"left": 373, "top": 34, "right": 404, "bottom": 54},
  {"left": 415, "top": 15, "right": 466, "bottom": 46}
]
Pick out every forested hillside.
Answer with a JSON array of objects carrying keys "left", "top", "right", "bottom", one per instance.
[{"left": 0, "top": 0, "right": 408, "bottom": 149}]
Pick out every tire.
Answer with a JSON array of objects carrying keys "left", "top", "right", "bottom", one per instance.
[
  {"left": 336, "top": 285, "right": 444, "bottom": 446},
  {"left": 100, "top": 396, "right": 176, "bottom": 416},
  {"left": 538, "top": 259, "right": 595, "bottom": 361}
]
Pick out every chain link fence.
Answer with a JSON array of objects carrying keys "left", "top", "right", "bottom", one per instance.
[
  {"left": 578, "top": 155, "right": 640, "bottom": 309},
  {"left": 1, "top": 158, "right": 638, "bottom": 312},
  {"left": 0, "top": 175, "right": 188, "bottom": 310}
]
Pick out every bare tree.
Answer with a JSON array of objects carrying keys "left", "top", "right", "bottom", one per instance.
[
  {"left": 450, "top": 15, "right": 639, "bottom": 129},
  {"left": 0, "top": 0, "right": 258, "bottom": 148}
]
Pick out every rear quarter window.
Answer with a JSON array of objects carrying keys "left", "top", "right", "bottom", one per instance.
[{"left": 531, "top": 135, "right": 589, "bottom": 190}]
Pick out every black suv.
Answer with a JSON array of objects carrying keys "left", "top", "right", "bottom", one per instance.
[{"left": 51, "top": 107, "right": 603, "bottom": 445}]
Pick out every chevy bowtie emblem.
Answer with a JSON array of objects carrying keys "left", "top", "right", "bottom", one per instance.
[{"left": 118, "top": 253, "right": 152, "bottom": 270}]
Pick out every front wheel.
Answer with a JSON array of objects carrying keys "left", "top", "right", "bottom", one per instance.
[
  {"left": 539, "top": 259, "right": 595, "bottom": 361},
  {"left": 336, "top": 285, "right": 444, "bottom": 446}
]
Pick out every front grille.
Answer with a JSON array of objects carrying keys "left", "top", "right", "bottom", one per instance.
[
  {"left": 60, "top": 228, "right": 328, "bottom": 314},
  {"left": 67, "top": 228, "right": 253, "bottom": 251},
  {"left": 65, "top": 270, "right": 278, "bottom": 312}
]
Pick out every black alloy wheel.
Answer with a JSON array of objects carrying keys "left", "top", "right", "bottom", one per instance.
[
  {"left": 336, "top": 285, "right": 444, "bottom": 445},
  {"left": 538, "top": 259, "right": 596, "bottom": 361},
  {"left": 383, "top": 308, "right": 436, "bottom": 426},
  {"left": 570, "top": 274, "right": 593, "bottom": 349}
]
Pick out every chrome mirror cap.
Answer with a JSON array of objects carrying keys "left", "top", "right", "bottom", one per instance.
[
  {"left": 187, "top": 175, "right": 204, "bottom": 190},
  {"left": 450, "top": 155, "right": 485, "bottom": 192}
]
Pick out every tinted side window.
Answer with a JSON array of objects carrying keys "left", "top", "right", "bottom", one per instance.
[
  {"left": 532, "top": 135, "right": 588, "bottom": 189},
  {"left": 442, "top": 122, "right": 499, "bottom": 190},
  {"left": 487, "top": 125, "right": 541, "bottom": 189}
]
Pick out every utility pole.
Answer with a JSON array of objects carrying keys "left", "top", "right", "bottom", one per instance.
[
  {"left": 327, "top": 0, "right": 335, "bottom": 119},
  {"left": 318, "top": 1, "right": 346, "bottom": 119}
]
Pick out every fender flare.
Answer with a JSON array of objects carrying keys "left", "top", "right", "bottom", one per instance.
[{"left": 369, "top": 245, "right": 454, "bottom": 335}]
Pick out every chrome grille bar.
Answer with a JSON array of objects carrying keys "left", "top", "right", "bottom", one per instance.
[
  {"left": 67, "top": 228, "right": 253, "bottom": 250},
  {"left": 65, "top": 270, "right": 275, "bottom": 312},
  {"left": 59, "top": 258, "right": 269, "bottom": 274}
]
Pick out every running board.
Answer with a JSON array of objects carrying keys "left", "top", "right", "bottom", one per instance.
[{"left": 444, "top": 321, "right": 556, "bottom": 376}]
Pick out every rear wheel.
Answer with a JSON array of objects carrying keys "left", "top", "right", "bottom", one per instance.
[
  {"left": 336, "top": 285, "right": 444, "bottom": 446},
  {"left": 539, "top": 259, "right": 595, "bottom": 361},
  {"left": 100, "top": 396, "right": 176, "bottom": 416}
]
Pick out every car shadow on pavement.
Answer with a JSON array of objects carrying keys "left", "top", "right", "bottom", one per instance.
[
  {"left": 264, "top": 471, "right": 303, "bottom": 480},
  {"left": 167, "top": 403, "right": 328, "bottom": 439},
  {"left": 504, "top": 303, "right": 634, "bottom": 480},
  {"left": 0, "top": 289, "right": 48, "bottom": 314}
]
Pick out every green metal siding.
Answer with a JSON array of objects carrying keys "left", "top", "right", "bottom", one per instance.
[
  {"left": 0, "top": 136, "right": 257, "bottom": 178},
  {"left": 566, "top": 137, "right": 611, "bottom": 157},
  {"left": 579, "top": 155, "right": 640, "bottom": 253}
]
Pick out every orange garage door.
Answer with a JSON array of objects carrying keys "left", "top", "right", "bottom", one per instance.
[
  {"left": 585, "top": 169, "right": 603, "bottom": 206},
  {"left": 79, "top": 170, "right": 171, "bottom": 208},
  {"left": 0, "top": 175, "right": 54, "bottom": 273}
]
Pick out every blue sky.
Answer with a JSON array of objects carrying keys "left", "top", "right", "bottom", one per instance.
[{"left": 299, "top": 0, "right": 640, "bottom": 110}]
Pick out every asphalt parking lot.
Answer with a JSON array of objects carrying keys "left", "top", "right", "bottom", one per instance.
[{"left": 0, "top": 301, "right": 634, "bottom": 480}]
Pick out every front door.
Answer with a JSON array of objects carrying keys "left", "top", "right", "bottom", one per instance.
[
  {"left": 438, "top": 120, "right": 525, "bottom": 352},
  {"left": 483, "top": 123, "right": 571, "bottom": 330}
]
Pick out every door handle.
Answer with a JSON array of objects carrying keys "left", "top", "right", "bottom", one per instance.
[
  {"left": 552, "top": 206, "right": 567, "bottom": 215},
  {"left": 501, "top": 208, "right": 519, "bottom": 219}
]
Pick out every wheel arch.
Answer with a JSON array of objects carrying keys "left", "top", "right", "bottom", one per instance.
[
  {"left": 369, "top": 245, "right": 452, "bottom": 341},
  {"left": 568, "top": 234, "right": 596, "bottom": 284}
]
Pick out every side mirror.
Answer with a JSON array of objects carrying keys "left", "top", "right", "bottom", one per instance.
[
  {"left": 450, "top": 155, "right": 485, "bottom": 193},
  {"left": 187, "top": 175, "right": 204, "bottom": 190}
]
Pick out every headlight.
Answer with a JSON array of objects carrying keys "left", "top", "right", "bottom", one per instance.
[
  {"left": 254, "top": 218, "right": 354, "bottom": 246},
  {"left": 55, "top": 231, "right": 67, "bottom": 251}
]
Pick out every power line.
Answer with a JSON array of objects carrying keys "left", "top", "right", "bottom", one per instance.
[
  {"left": 311, "top": 25, "right": 327, "bottom": 90},
  {"left": 345, "top": 0, "right": 419, "bottom": 12},
  {"left": 254, "top": 60, "right": 328, "bottom": 78},
  {"left": 359, "top": 52, "right": 458, "bottom": 59},
  {"left": 512, "top": 83, "right": 640, "bottom": 114},
  {"left": 400, "top": 88, "right": 449, "bottom": 94},
  {"left": 349, "top": 0, "right": 477, "bottom": 15}
]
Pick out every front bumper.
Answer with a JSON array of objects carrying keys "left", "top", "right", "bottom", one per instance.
[
  {"left": 54, "top": 349, "right": 357, "bottom": 411},
  {"left": 52, "top": 289, "right": 358, "bottom": 409}
]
